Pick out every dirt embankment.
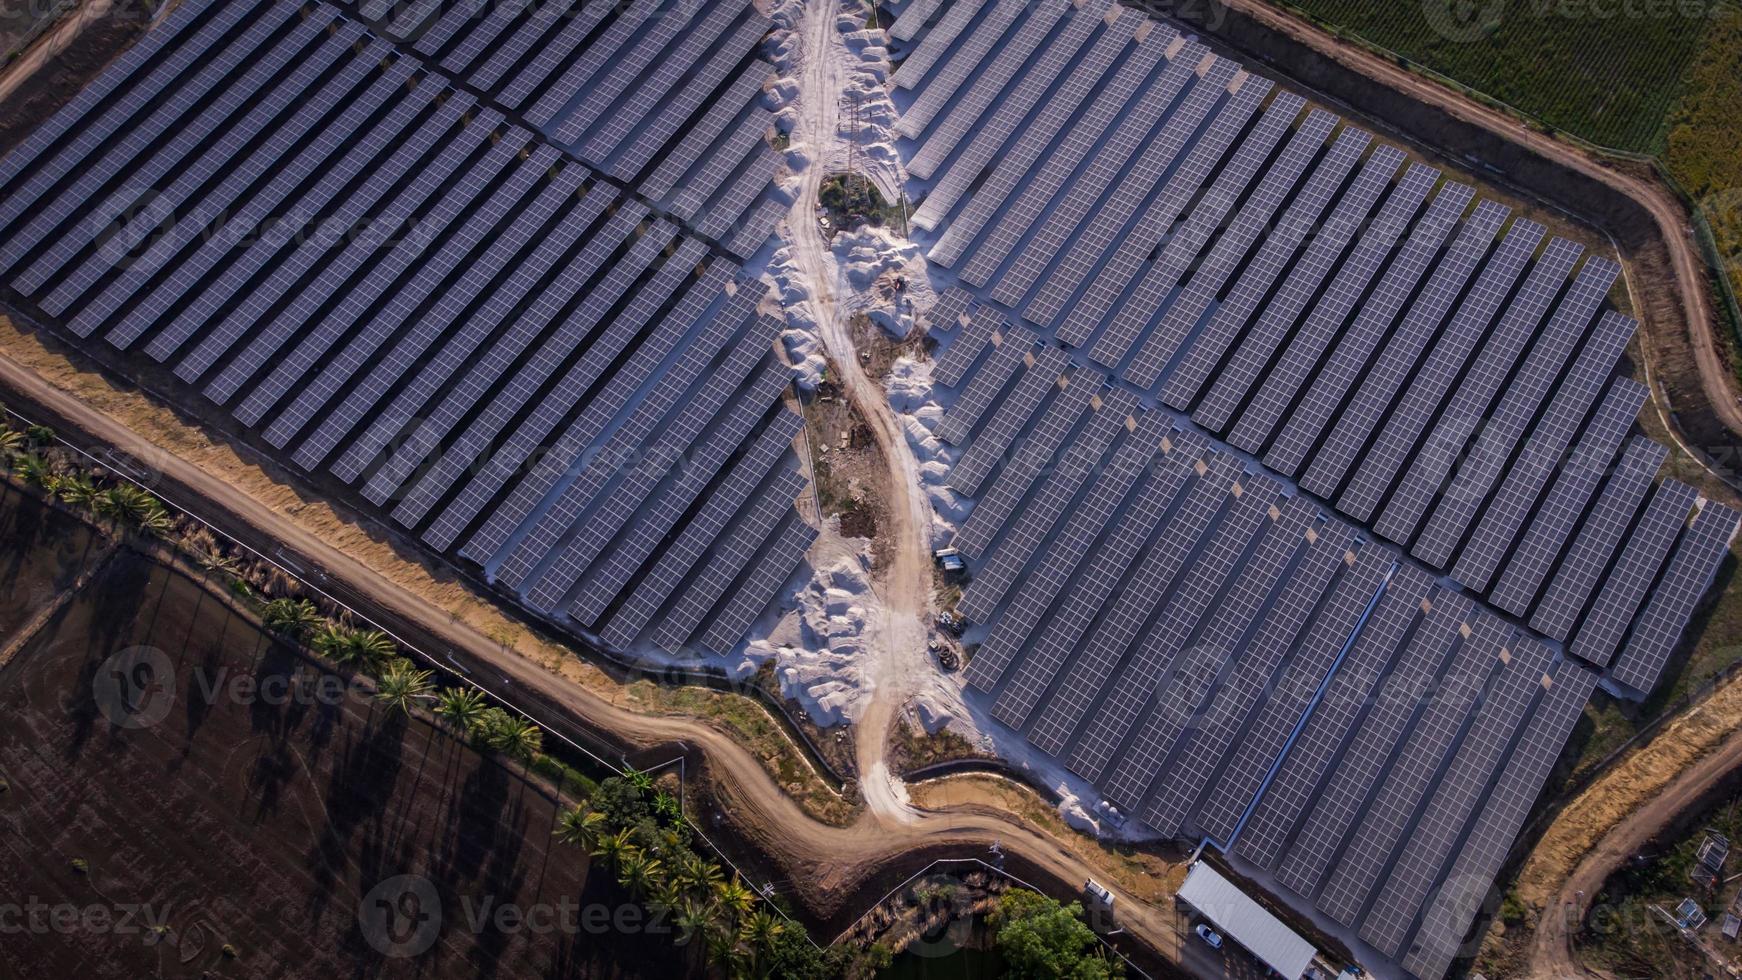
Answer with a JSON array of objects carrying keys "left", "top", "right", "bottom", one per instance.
[{"left": 1155, "top": 0, "right": 1742, "bottom": 478}]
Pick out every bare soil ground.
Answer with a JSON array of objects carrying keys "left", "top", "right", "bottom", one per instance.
[
  {"left": 0, "top": 0, "right": 140, "bottom": 149},
  {"left": 0, "top": 480, "right": 100, "bottom": 644},
  {"left": 0, "top": 526, "right": 682, "bottom": 979}
]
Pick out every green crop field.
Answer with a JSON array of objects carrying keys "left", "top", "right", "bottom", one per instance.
[{"left": 1271, "top": 0, "right": 1730, "bottom": 153}]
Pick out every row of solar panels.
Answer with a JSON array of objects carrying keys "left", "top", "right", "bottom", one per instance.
[
  {"left": 0, "top": 0, "right": 812, "bottom": 657},
  {"left": 333, "top": 0, "right": 786, "bottom": 257},
  {"left": 943, "top": 371, "right": 1599, "bottom": 976}
]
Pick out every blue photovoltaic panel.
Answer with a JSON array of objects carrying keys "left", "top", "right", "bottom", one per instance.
[
  {"left": 1234, "top": 564, "right": 1434, "bottom": 871},
  {"left": 932, "top": 307, "right": 1006, "bottom": 388},
  {"left": 896, "top": 0, "right": 1032, "bottom": 141},
  {"left": 698, "top": 521, "right": 820, "bottom": 656},
  {"left": 892, "top": 0, "right": 991, "bottom": 90},
  {"left": 1142, "top": 517, "right": 1359, "bottom": 837},
  {"left": 1611, "top": 504, "right": 1741, "bottom": 694},
  {"left": 1531, "top": 437, "right": 1669, "bottom": 641},
  {"left": 650, "top": 484, "right": 803, "bottom": 653},
  {"left": 1262, "top": 182, "right": 1482, "bottom": 477},
  {"left": 1359, "top": 638, "right": 1557, "bottom": 958},
  {"left": 933, "top": 326, "right": 1039, "bottom": 445},
  {"left": 1333, "top": 221, "right": 1554, "bottom": 523},
  {"left": 946, "top": 349, "right": 1071, "bottom": 496},
  {"left": 1196, "top": 546, "right": 1393, "bottom": 845},
  {"left": 1568, "top": 479, "right": 1700, "bottom": 667},
  {"left": 1401, "top": 665, "right": 1598, "bottom": 980}
]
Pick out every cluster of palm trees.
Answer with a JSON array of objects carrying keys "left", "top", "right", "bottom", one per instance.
[
  {"left": 1, "top": 418, "right": 175, "bottom": 535},
  {"left": 551, "top": 777, "right": 815, "bottom": 978}
]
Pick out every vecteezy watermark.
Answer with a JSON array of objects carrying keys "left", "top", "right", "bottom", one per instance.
[
  {"left": 0, "top": 898, "right": 170, "bottom": 937},
  {"left": 1425, "top": 0, "right": 1725, "bottom": 43},
  {"left": 355, "top": 874, "right": 679, "bottom": 958},
  {"left": 92, "top": 645, "right": 378, "bottom": 731}
]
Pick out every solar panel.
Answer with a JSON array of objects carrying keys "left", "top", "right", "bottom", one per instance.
[
  {"left": 1101, "top": 492, "right": 1315, "bottom": 811},
  {"left": 1411, "top": 271, "right": 1628, "bottom": 569},
  {"left": 513, "top": 0, "right": 641, "bottom": 117},
  {"left": 1234, "top": 564, "right": 1434, "bottom": 871},
  {"left": 1569, "top": 479, "right": 1700, "bottom": 667},
  {"left": 1453, "top": 325, "right": 1643, "bottom": 593},
  {"left": 1195, "top": 546, "right": 1394, "bottom": 846},
  {"left": 1612, "top": 503, "right": 1741, "bottom": 694},
  {"left": 457, "top": 274, "right": 763, "bottom": 563},
  {"left": 205, "top": 108, "right": 503, "bottom": 409},
  {"left": 1375, "top": 248, "right": 1605, "bottom": 546},
  {"left": 931, "top": 306, "right": 1005, "bottom": 388},
  {"left": 695, "top": 148, "right": 783, "bottom": 240},
  {"left": 411, "top": 0, "right": 489, "bottom": 58},
  {"left": 925, "top": 11, "right": 1139, "bottom": 266},
  {"left": 140, "top": 76, "right": 453, "bottom": 365},
  {"left": 904, "top": 0, "right": 1086, "bottom": 177},
  {"left": 934, "top": 326, "right": 1038, "bottom": 445},
  {"left": 1293, "top": 199, "right": 1511, "bottom": 495},
  {"left": 1271, "top": 591, "right": 1472, "bottom": 903},
  {"left": 1189, "top": 157, "right": 1417, "bottom": 432},
  {"left": 359, "top": 205, "right": 660, "bottom": 506},
  {"left": 907, "top": 0, "right": 1109, "bottom": 219},
  {"left": 1531, "top": 437, "right": 1670, "bottom": 641},
  {"left": 261, "top": 140, "right": 552, "bottom": 449},
  {"left": 493, "top": 311, "right": 785, "bottom": 590},
  {"left": 986, "top": 44, "right": 1214, "bottom": 310},
  {"left": 1024, "top": 454, "right": 1245, "bottom": 757},
  {"left": 956, "top": 28, "right": 1174, "bottom": 290},
  {"left": 1360, "top": 637, "right": 1556, "bottom": 957},
  {"left": 1081, "top": 90, "right": 1312, "bottom": 369},
  {"left": 666, "top": 108, "right": 777, "bottom": 220},
  {"left": 1142, "top": 517, "right": 1358, "bottom": 837},
  {"left": 603, "top": 14, "right": 771, "bottom": 181},
  {"left": 603, "top": 463, "right": 808, "bottom": 648},
  {"left": 960, "top": 411, "right": 1173, "bottom": 678},
  {"left": 326, "top": 183, "right": 618, "bottom": 484},
  {"left": 639, "top": 67, "right": 772, "bottom": 203},
  {"left": 291, "top": 157, "right": 587, "bottom": 470},
  {"left": 172, "top": 94, "right": 479, "bottom": 386},
  {"left": 724, "top": 195, "right": 786, "bottom": 259},
  {"left": 1489, "top": 379, "right": 1647, "bottom": 615},
  {"left": 545, "top": 0, "right": 703, "bottom": 145},
  {"left": 576, "top": 0, "right": 748, "bottom": 160},
  {"left": 523, "top": 358, "right": 794, "bottom": 613},
  {"left": 1162, "top": 139, "right": 1399, "bottom": 412},
  {"left": 434, "top": 0, "right": 538, "bottom": 75},
  {"left": 892, "top": 0, "right": 990, "bottom": 89},
  {"left": 1120, "top": 107, "right": 1344, "bottom": 388},
  {"left": 1037, "top": 74, "right": 1275, "bottom": 341},
  {"left": 1401, "top": 664, "right": 1598, "bottom": 980},
  {"left": 10, "top": 5, "right": 311, "bottom": 295},
  {"left": 1224, "top": 165, "right": 1439, "bottom": 453},
  {"left": 220, "top": 122, "right": 518, "bottom": 419},
  {"left": 580, "top": 409, "right": 806, "bottom": 630},
  {"left": 1315, "top": 611, "right": 1509, "bottom": 927},
  {"left": 923, "top": 287, "right": 974, "bottom": 335},
  {"left": 1334, "top": 221, "right": 1553, "bottom": 523},
  {"left": 889, "top": 0, "right": 946, "bottom": 42},
  {"left": 697, "top": 518, "right": 819, "bottom": 656},
  {"left": 651, "top": 486, "right": 804, "bottom": 653},
  {"left": 896, "top": 0, "right": 1031, "bottom": 141},
  {"left": 1262, "top": 182, "right": 1482, "bottom": 477},
  {"left": 88, "top": 53, "right": 416, "bottom": 345},
  {"left": 947, "top": 349, "right": 1071, "bottom": 496},
  {"left": 983, "top": 434, "right": 1210, "bottom": 721},
  {"left": 947, "top": 377, "right": 1103, "bottom": 559},
  {"left": 953, "top": 391, "right": 1141, "bottom": 622},
  {"left": 383, "top": 0, "right": 444, "bottom": 39},
  {"left": 0, "top": 0, "right": 279, "bottom": 268}
]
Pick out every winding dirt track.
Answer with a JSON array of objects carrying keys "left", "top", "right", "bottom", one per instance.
[
  {"left": 1209, "top": 0, "right": 1742, "bottom": 449},
  {"left": 0, "top": 349, "right": 1187, "bottom": 968}
]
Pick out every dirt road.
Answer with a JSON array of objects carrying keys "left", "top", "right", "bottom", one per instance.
[
  {"left": 784, "top": 0, "right": 935, "bottom": 817},
  {"left": 1203, "top": 0, "right": 1742, "bottom": 462}
]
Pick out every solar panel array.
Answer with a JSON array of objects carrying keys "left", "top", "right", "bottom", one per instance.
[
  {"left": 337, "top": 0, "right": 784, "bottom": 260},
  {"left": 895, "top": 4, "right": 1741, "bottom": 977},
  {"left": 0, "top": 0, "right": 817, "bottom": 662}
]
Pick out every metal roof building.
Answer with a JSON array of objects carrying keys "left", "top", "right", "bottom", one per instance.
[{"left": 1177, "top": 862, "right": 1318, "bottom": 980}]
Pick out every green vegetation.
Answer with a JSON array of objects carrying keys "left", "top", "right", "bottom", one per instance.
[
  {"left": 987, "top": 890, "right": 1124, "bottom": 980},
  {"left": 819, "top": 173, "right": 904, "bottom": 232},
  {"left": 1663, "top": 7, "right": 1742, "bottom": 352},
  {"left": 551, "top": 774, "right": 890, "bottom": 979},
  {"left": 1271, "top": 0, "right": 1729, "bottom": 152}
]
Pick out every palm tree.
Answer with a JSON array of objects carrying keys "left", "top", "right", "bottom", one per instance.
[
  {"left": 647, "top": 876, "right": 684, "bottom": 914},
  {"left": 740, "top": 910, "right": 784, "bottom": 968},
  {"left": 626, "top": 766, "right": 654, "bottom": 794},
  {"left": 52, "top": 473, "right": 96, "bottom": 508},
  {"left": 674, "top": 852, "right": 723, "bottom": 897},
  {"left": 261, "top": 598, "right": 321, "bottom": 638},
  {"left": 591, "top": 830, "right": 636, "bottom": 874},
  {"left": 553, "top": 806, "right": 606, "bottom": 850},
  {"left": 374, "top": 662, "right": 434, "bottom": 715},
  {"left": 485, "top": 715, "right": 543, "bottom": 761},
  {"left": 653, "top": 791, "right": 682, "bottom": 823},
  {"left": 344, "top": 629, "right": 397, "bottom": 669},
  {"left": 704, "top": 925, "right": 743, "bottom": 977},
  {"left": 714, "top": 875, "right": 755, "bottom": 921},
  {"left": 673, "top": 896, "right": 713, "bottom": 946},
  {"left": 13, "top": 453, "right": 51, "bottom": 489},
  {"left": 23, "top": 425, "right": 54, "bottom": 447},
  {"left": 434, "top": 688, "right": 489, "bottom": 734},
  {"left": 0, "top": 427, "right": 23, "bottom": 462},
  {"left": 309, "top": 622, "right": 351, "bottom": 663}
]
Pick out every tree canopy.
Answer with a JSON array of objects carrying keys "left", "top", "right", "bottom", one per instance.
[{"left": 989, "top": 890, "right": 1123, "bottom": 980}]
